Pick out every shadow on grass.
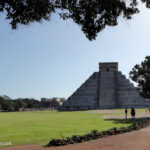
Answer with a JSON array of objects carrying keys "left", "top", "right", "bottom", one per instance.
[{"left": 104, "top": 117, "right": 150, "bottom": 124}]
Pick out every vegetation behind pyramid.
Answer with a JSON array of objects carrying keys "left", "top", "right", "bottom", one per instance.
[{"left": 60, "top": 63, "right": 150, "bottom": 110}]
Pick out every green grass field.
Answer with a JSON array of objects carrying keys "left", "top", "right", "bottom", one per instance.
[{"left": 0, "top": 110, "right": 144, "bottom": 148}]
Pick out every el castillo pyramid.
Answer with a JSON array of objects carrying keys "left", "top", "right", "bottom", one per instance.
[{"left": 60, "top": 62, "right": 150, "bottom": 110}]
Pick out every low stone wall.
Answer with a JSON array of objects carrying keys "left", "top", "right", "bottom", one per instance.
[{"left": 59, "top": 105, "right": 96, "bottom": 111}]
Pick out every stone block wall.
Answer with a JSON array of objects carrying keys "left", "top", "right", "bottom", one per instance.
[
  {"left": 117, "top": 71, "right": 148, "bottom": 108},
  {"left": 60, "top": 72, "right": 99, "bottom": 110}
]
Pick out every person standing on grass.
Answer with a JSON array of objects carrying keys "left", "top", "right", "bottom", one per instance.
[
  {"left": 146, "top": 107, "right": 147, "bottom": 114},
  {"left": 131, "top": 107, "right": 135, "bottom": 119},
  {"left": 125, "top": 107, "right": 128, "bottom": 119}
]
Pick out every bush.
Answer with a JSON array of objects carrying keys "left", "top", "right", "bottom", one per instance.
[{"left": 47, "top": 119, "right": 150, "bottom": 147}]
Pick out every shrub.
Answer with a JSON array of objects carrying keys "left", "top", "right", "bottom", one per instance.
[{"left": 47, "top": 119, "right": 150, "bottom": 147}]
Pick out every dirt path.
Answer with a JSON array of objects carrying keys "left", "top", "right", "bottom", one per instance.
[
  {"left": 90, "top": 109, "right": 150, "bottom": 119},
  {"left": 89, "top": 110, "right": 121, "bottom": 114},
  {"left": 2, "top": 125, "right": 150, "bottom": 150}
]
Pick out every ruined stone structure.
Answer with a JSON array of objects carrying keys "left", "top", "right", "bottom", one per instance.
[{"left": 60, "top": 62, "right": 150, "bottom": 110}]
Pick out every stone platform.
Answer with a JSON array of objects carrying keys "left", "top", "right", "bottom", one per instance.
[{"left": 60, "top": 62, "right": 150, "bottom": 110}]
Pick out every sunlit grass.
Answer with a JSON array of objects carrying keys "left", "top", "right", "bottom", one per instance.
[{"left": 0, "top": 110, "right": 142, "bottom": 148}]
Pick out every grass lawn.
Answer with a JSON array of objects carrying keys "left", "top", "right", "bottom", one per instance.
[{"left": 0, "top": 110, "right": 144, "bottom": 148}]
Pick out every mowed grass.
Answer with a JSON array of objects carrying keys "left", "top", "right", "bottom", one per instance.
[{"left": 0, "top": 110, "right": 141, "bottom": 148}]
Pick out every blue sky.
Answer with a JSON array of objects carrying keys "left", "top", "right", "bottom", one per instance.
[{"left": 0, "top": 3, "right": 150, "bottom": 100}]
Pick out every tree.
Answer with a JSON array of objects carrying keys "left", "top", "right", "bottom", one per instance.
[
  {"left": 0, "top": 96, "right": 13, "bottom": 111},
  {"left": 23, "top": 98, "right": 39, "bottom": 108},
  {"left": 129, "top": 56, "right": 150, "bottom": 98},
  {"left": 0, "top": 99, "right": 15, "bottom": 111},
  {"left": 1, "top": 0, "right": 150, "bottom": 40},
  {"left": 15, "top": 98, "right": 27, "bottom": 108}
]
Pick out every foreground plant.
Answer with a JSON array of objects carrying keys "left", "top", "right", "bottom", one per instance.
[
  {"left": 47, "top": 119, "right": 150, "bottom": 147},
  {"left": 1, "top": 0, "right": 150, "bottom": 40}
]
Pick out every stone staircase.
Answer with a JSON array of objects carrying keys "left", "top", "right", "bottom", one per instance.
[{"left": 98, "top": 71, "right": 117, "bottom": 108}]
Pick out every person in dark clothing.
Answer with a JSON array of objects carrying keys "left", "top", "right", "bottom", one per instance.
[
  {"left": 125, "top": 107, "right": 128, "bottom": 119},
  {"left": 131, "top": 107, "right": 135, "bottom": 119}
]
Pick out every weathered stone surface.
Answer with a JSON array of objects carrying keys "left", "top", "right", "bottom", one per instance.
[
  {"left": 98, "top": 71, "right": 117, "bottom": 108},
  {"left": 60, "top": 63, "right": 150, "bottom": 110},
  {"left": 60, "top": 72, "right": 99, "bottom": 110}
]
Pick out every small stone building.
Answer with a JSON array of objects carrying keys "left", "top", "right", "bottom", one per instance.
[{"left": 60, "top": 62, "right": 150, "bottom": 111}]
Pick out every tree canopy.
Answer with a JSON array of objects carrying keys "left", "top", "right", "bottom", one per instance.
[
  {"left": 129, "top": 56, "right": 150, "bottom": 98},
  {"left": 0, "top": 0, "right": 150, "bottom": 40},
  {"left": 0, "top": 96, "right": 39, "bottom": 111}
]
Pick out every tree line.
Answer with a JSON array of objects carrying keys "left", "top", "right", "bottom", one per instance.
[
  {"left": 0, "top": 96, "right": 61, "bottom": 112},
  {"left": 0, "top": 95, "right": 40, "bottom": 111}
]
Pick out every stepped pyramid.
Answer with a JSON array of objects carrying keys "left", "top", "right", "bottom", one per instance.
[{"left": 60, "top": 62, "right": 150, "bottom": 110}]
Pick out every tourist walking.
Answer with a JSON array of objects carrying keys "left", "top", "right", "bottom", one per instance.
[
  {"left": 146, "top": 107, "right": 147, "bottom": 114},
  {"left": 125, "top": 107, "right": 128, "bottom": 119},
  {"left": 131, "top": 107, "right": 135, "bottom": 119}
]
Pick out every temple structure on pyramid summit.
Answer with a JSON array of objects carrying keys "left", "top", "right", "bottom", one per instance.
[{"left": 60, "top": 62, "right": 150, "bottom": 111}]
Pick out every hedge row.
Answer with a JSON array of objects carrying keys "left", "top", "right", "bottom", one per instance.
[{"left": 47, "top": 119, "right": 150, "bottom": 147}]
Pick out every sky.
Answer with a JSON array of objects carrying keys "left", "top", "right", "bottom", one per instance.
[{"left": 0, "top": 2, "right": 150, "bottom": 100}]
